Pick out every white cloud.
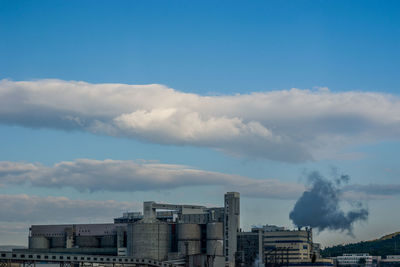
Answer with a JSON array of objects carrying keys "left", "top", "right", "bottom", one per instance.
[
  {"left": 2, "top": 159, "right": 399, "bottom": 200},
  {"left": 0, "top": 159, "right": 304, "bottom": 199},
  {"left": 1, "top": 79, "right": 400, "bottom": 162}
]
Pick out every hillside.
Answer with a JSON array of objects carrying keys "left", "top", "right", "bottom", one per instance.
[{"left": 322, "top": 232, "right": 400, "bottom": 257}]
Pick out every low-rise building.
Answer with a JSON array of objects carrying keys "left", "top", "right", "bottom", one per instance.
[
  {"left": 335, "top": 254, "right": 373, "bottom": 267},
  {"left": 380, "top": 255, "right": 400, "bottom": 267},
  {"left": 237, "top": 225, "right": 333, "bottom": 267}
]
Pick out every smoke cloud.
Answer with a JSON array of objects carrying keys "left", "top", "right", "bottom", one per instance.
[{"left": 289, "top": 171, "right": 368, "bottom": 234}]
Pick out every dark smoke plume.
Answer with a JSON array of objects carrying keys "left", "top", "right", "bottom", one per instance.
[{"left": 289, "top": 171, "right": 368, "bottom": 234}]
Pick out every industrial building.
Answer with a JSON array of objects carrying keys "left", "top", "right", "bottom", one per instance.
[
  {"left": 333, "top": 254, "right": 383, "bottom": 267},
  {"left": 329, "top": 254, "right": 400, "bottom": 267},
  {"left": 26, "top": 192, "right": 240, "bottom": 267},
  {"left": 335, "top": 254, "right": 374, "bottom": 267},
  {"left": 20, "top": 192, "right": 335, "bottom": 267},
  {"left": 237, "top": 225, "right": 333, "bottom": 267}
]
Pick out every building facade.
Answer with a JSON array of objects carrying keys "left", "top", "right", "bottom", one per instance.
[
  {"left": 224, "top": 192, "right": 240, "bottom": 266},
  {"left": 380, "top": 255, "right": 400, "bottom": 267},
  {"left": 335, "top": 254, "right": 373, "bottom": 267},
  {"left": 237, "top": 225, "right": 331, "bottom": 267}
]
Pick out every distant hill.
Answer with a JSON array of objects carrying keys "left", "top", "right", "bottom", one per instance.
[{"left": 322, "top": 232, "right": 400, "bottom": 257}]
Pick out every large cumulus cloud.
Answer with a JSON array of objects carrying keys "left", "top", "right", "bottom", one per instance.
[{"left": 1, "top": 79, "right": 400, "bottom": 162}]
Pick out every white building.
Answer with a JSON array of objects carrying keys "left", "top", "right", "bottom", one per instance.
[
  {"left": 386, "top": 256, "right": 400, "bottom": 260},
  {"left": 380, "top": 255, "right": 400, "bottom": 267},
  {"left": 336, "top": 254, "right": 373, "bottom": 267},
  {"left": 238, "top": 226, "right": 333, "bottom": 267}
]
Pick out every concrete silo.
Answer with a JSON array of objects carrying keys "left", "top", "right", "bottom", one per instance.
[
  {"left": 127, "top": 218, "right": 170, "bottom": 261},
  {"left": 177, "top": 223, "right": 201, "bottom": 256},
  {"left": 206, "top": 222, "right": 223, "bottom": 256}
]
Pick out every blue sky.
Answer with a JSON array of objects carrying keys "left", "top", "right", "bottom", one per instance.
[{"left": 1, "top": 0, "right": 400, "bottom": 247}]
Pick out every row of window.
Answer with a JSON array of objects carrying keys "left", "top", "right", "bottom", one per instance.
[
  {"left": 264, "top": 235, "right": 309, "bottom": 239},
  {"left": 0, "top": 254, "right": 175, "bottom": 266},
  {"left": 32, "top": 234, "right": 64, "bottom": 237}
]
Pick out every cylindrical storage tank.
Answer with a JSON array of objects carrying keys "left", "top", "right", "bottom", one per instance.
[
  {"left": 75, "top": 236, "right": 99, "bottom": 248},
  {"left": 29, "top": 236, "right": 50, "bottom": 249},
  {"left": 100, "top": 235, "right": 116, "bottom": 248},
  {"left": 50, "top": 236, "right": 65, "bottom": 248},
  {"left": 206, "top": 222, "right": 223, "bottom": 256},
  {"left": 177, "top": 223, "right": 201, "bottom": 256},
  {"left": 130, "top": 220, "right": 170, "bottom": 261}
]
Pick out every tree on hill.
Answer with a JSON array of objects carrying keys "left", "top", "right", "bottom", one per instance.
[{"left": 322, "top": 232, "right": 400, "bottom": 257}]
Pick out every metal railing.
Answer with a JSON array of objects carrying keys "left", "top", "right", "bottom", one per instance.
[{"left": 0, "top": 251, "right": 182, "bottom": 267}]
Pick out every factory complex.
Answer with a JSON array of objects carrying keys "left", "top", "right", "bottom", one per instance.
[{"left": 15, "top": 192, "right": 334, "bottom": 267}]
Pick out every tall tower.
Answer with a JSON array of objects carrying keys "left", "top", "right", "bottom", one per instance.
[{"left": 224, "top": 192, "right": 240, "bottom": 266}]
